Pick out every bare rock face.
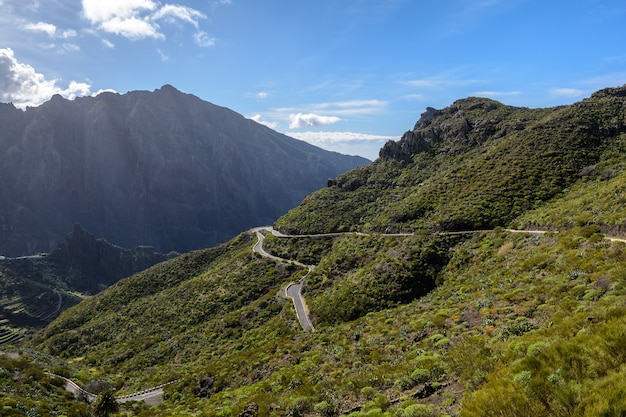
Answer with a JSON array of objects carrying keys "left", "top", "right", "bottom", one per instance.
[{"left": 0, "top": 85, "right": 369, "bottom": 256}]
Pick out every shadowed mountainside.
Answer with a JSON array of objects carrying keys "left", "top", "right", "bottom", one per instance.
[
  {"left": 0, "top": 85, "right": 369, "bottom": 256},
  {"left": 0, "top": 224, "right": 174, "bottom": 346}
]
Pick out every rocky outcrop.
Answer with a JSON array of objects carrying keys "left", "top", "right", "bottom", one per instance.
[
  {"left": 0, "top": 85, "right": 369, "bottom": 256},
  {"left": 380, "top": 87, "right": 626, "bottom": 163},
  {"left": 379, "top": 97, "right": 512, "bottom": 160}
]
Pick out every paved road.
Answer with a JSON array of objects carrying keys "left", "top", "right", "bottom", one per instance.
[
  {"left": 249, "top": 226, "right": 600, "bottom": 332},
  {"left": 285, "top": 279, "right": 315, "bottom": 332},
  {"left": 251, "top": 227, "right": 316, "bottom": 331},
  {"left": 44, "top": 372, "right": 172, "bottom": 405}
]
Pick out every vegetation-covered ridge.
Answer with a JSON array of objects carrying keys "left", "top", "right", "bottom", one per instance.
[
  {"left": 5, "top": 85, "right": 626, "bottom": 416},
  {"left": 276, "top": 85, "right": 626, "bottom": 235}
]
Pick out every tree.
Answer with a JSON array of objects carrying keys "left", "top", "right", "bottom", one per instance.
[{"left": 92, "top": 390, "right": 119, "bottom": 417}]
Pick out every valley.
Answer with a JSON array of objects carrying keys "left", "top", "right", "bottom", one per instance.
[{"left": 1, "top": 85, "right": 626, "bottom": 416}]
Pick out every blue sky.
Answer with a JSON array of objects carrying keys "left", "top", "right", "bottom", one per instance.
[{"left": 1, "top": 0, "right": 625, "bottom": 160}]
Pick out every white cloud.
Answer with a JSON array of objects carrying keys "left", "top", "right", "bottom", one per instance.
[
  {"left": 81, "top": 0, "right": 157, "bottom": 24},
  {"left": 92, "top": 88, "right": 118, "bottom": 96},
  {"left": 193, "top": 31, "right": 215, "bottom": 47},
  {"left": 23, "top": 22, "right": 78, "bottom": 40},
  {"left": 311, "top": 99, "right": 387, "bottom": 116},
  {"left": 99, "top": 16, "right": 164, "bottom": 40},
  {"left": 250, "top": 114, "right": 278, "bottom": 130},
  {"left": 157, "top": 48, "right": 170, "bottom": 61},
  {"left": 287, "top": 131, "right": 392, "bottom": 160},
  {"left": 289, "top": 113, "right": 341, "bottom": 129},
  {"left": 60, "top": 29, "right": 78, "bottom": 39},
  {"left": 152, "top": 5, "right": 206, "bottom": 28},
  {"left": 275, "top": 99, "right": 387, "bottom": 124},
  {"left": 288, "top": 131, "right": 393, "bottom": 145},
  {"left": 81, "top": 0, "right": 160, "bottom": 39},
  {"left": 23, "top": 21, "right": 57, "bottom": 37},
  {"left": 64, "top": 80, "right": 92, "bottom": 99},
  {"left": 257, "top": 92, "right": 268, "bottom": 99},
  {"left": 81, "top": 0, "right": 208, "bottom": 42},
  {"left": 0, "top": 48, "right": 92, "bottom": 109},
  {"left": 549, "top": 88, "right": 585, "bottom": 98},
  {"left": 472, "top": 90, "right": 521, "bottom": 97},
  {"left": 102, "top": 39, "right": 115, "bottom": 48},
  {"left": 58, "top": 43, "right": 81, "bottom": 54},
  {"left": 21, "top": 21, "right": 80, "bottom": 54}
]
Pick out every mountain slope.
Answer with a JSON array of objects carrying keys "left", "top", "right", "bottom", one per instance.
[
  {"left": 276, "top": 87, "right": 626, "bottom": 235},
  {"left": 0, "top": 85, "right": 369, "bottom": 256},
  {"left": 17, "top": 85, "right": 626, "bottom": 417}
]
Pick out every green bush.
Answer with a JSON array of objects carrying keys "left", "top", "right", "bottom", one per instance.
[{"left": 402, "top": 403, "right": 436, "bottom": 417}]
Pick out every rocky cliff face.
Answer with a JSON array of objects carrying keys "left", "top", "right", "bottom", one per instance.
[
  {"left": 378, "top": 97, "right": 516, "bottom": 161},
  {"left": 380, "top": 87, "right": 626, "bottom": 163},
  {"left": 0, "top": 85, "right": 369, "bottom": 256}
]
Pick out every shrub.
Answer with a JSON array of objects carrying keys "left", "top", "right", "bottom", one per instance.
[{"left": 403, "top": 403, "right": 436, "bottom": 417}]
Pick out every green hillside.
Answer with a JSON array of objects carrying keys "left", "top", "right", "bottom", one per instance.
[
  {"left": 277, "top": 87, "right": 626, "bottom": 235},
  {"left": 4, "top": 85, "right": 626, "bottom": 417}
]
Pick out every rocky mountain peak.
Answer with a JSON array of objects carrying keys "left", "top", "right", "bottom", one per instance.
[
  {"left": 591, "top": 84, "right": 626, "bottom": 99},
  {"left": 379, "top": 97, "right": 511, "bottom": 161}
]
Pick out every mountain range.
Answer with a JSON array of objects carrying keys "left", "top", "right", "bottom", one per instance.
[
  {"left": 0, "top": 85, "right": 368, "bottom": 257},
  {"left": 2, "top": 85, "right": 626, "bottom": 417}
]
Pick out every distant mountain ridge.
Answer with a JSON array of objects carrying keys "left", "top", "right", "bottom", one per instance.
[{"left": 0, "top": 85, "right": 369, "bottom": 256}]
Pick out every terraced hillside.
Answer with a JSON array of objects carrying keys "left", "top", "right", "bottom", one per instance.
[{"left": 0, "top": 280, "right": 79, "bottom": 347}]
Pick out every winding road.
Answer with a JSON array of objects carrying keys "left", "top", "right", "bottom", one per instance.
[
  {"left": 24, "top": 226, "right": 626, "bottom": 405},
  {"left": 249, "top": 226, "right": 553, "bottom": 332},
  {"left": 43, "top": 372, "right": 175, "bottom": 405},
  {"left": 252, "top": 227, "right": 316, "bottom": 331},
  {"left": 251, "top": 226, "right": 626, "bottom": 332}
]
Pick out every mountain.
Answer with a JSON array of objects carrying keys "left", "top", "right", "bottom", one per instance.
[
  {"left": 0, "top": 85, "right": 369, "bottom": 256},
  {"left": 10, "top": 85, "right": 626, "bottom": 417},
  {"left": 276, "top": 86, "right": 626, "bottom": 235},
  {"left": 0, "top": 224, "right": 173, "bottom": 347}
]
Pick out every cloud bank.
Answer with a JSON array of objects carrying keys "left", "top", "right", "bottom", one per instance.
[
  {"left": 0, "top": 48, "right": 91, "bottom": 109},
  {"left": 81, "top": 0, "right": 209, "bottom": 43},
  {"left": 288, "top": 131, "right": 392, "bottom": 145},
  {"left": 288, "top": 131, "right": 393, "bottom": 160}
]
